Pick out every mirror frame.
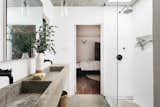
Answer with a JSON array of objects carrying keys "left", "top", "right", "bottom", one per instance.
[{"left": 3, "top": 0, "right": 7, "bottom": 61}]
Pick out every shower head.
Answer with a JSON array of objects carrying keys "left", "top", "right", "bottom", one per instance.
[
  {"left": 123, "top": 7, "right": 133, "bottom": 14},
  {"left": 119, "top": 6, "right": 133, "bottom": 14}
]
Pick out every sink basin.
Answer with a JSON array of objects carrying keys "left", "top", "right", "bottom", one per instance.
[
  {"left": 0, "top": 80, "right": 52, "bottom": 107},
  {"left": 50, "top": 66, "right": 64, "bottom": 72},
  {"left": 21, "top": 81, "right": 52, "bottom": 94}
]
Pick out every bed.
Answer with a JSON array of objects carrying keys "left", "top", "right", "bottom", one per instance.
[
  {"left": 77, "top": 42, "right": 100, "bottom": 75},
  {"left": 77, "top": 61, "right": 100, "bottom": 75}
]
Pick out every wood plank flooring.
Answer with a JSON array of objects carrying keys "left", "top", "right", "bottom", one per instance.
[{"left": 76, "top": 75, "right": 100, "bottom": 94}]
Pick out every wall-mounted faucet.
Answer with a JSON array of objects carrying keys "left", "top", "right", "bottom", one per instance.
[
  {"left": 0, "top": 69, "right": 13, "bottom": 84},
  {"left": 44, "top": 59, "right": 53, "bottom": 64}
]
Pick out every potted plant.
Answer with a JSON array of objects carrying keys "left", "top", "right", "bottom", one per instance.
[{"left": 33, "top": 24, "right": 56, "bottom": 72}]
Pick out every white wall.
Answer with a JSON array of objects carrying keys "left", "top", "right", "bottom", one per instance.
[
  {"left": 118, "top": 9, "right": 133, "bottom": 97},
  {"left": 117, "top": 0, "right": 153, "bottom": 106},
  {"left": 0, "top": 58, "right": 36, "bottom": 88},
  {"left": 51, "top": 7, "right": 104, "bottom": 96},
  {"left": 104, "top": 1, "right": 153, "bottom": 107},
  {"left": 103, "top": 6, "right": 118, "bottom": 107},
  {"left": 8, "top": 7, "right": 43, "bottom": 25},
  {"left": 77, "top": 37, "right": 100, "bottom": 62},
  {"left": 131, "top": 0, "right": 153, "bottom": 106},
  {"left": 103, "top": 6, "right": 136, "bottom": 106}
]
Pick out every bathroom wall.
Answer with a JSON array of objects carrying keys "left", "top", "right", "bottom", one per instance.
[
  {"left": 131, "top": 0, "right": 153, "bottom": 106},
  {"left": 117, "top": 0, "right": 153, "bottom": 106},
  {"left": 8, "top": 7, "right": 43, "bottom": 25},
  {"left": 104, "top": 6, "right": 134, "bottom": 106},
  {"left": 103, "top": 6, "right": 118, "bottom": 107},
  {"left": 117, "top": 12, "right": 133, "bottom": 98},
  {"left": 0, "top": 59, "right": 36, "bottom": 88},
  {"left": 104, "top": 0, "right": 153, "bottom": 106}
]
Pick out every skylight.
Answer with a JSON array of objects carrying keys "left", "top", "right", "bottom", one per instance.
[
  {"left": 108, "top": 0, "right": 132, "bottom": 2},
  {"left": 106, "top": 0, "right": 137, "bottom": 6}
]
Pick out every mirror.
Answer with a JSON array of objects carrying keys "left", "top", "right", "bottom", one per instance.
[{"left": 5, "top": 0, "right": 43, "bottom": 61}]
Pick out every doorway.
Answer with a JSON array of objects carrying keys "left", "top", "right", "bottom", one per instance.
[{"left": 76, "top": 25, "right": 101, "bottom": 94}]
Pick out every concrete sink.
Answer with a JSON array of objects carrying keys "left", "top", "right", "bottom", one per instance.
[
  {"left": 21, "top": 81, "right": 52, "bottom": 94},
  {"left": 50, "top": 66, "right": 64, "bottom": 72},
  {"left": 0, "top": 80, "right": 52, "bottom": 107}
]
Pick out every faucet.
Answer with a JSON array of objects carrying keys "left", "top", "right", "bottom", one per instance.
[
  {"left": 0, "top": 69, "right": 13, "bottom": 84},
  {"left": 44, "top": 59, "right": 53, "bottom": 64}
]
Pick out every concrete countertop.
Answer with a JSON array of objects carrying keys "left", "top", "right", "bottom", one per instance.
[
  {"left": 34, "top": 64, "right": 69, "bottom": 107},
  {"left": 0, "top": 64, "right": 69, "bottom": 107}
]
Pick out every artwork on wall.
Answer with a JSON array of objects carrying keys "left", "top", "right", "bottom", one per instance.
[{"left": 95, "top": 42, "right": 100, "bottom": 61}]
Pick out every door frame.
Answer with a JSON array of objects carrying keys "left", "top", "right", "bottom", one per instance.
[{"left": 73, "top": 24, "right": 105, "bottom": 95}]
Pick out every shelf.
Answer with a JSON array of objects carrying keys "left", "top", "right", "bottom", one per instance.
[{"left": 136, "top": 34, "right": 152, "bottom": 50}]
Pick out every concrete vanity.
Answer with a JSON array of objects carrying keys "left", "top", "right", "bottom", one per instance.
[{"left": 0, "top": 65, "right": 69, "bottom": 107}]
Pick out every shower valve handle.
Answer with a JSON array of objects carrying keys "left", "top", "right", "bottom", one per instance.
[{"left": 117, "top": 54, "right": 123, "bottom": 61}]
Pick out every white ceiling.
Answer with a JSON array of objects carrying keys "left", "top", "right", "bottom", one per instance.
[{"left": 50, "top": 0, "right": 138, "bottom": 6}]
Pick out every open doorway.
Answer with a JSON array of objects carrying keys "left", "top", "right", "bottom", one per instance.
[{"left": 76, "top": 25, "right": 101, "bottom": 94}]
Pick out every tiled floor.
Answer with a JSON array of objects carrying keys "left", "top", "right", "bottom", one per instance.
[
  {"left": 118, "top": 100, "right": 140, "bottom": 107},
  {"left": 67, "top": 95, "right": 140, "bottom": 107},
  {"left": 67, "top": 95, "right": 108, "bottom": 107},
  {"left": 76, "top": 75, "right": 100, "bottom": 94}
]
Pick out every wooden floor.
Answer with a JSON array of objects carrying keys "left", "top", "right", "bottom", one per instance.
[{"left": 76, "top": 75, "right": 100, "bottom": 94}]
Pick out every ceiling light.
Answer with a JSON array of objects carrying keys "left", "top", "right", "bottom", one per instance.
[
  {"left": 21, "top": 0, "right": 30, "bottom": 16},
  {"left": 61, "top": 0, "right": 68, "bottom": 16}
]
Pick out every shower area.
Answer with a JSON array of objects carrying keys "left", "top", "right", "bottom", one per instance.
[{"left": 104, "top": 0, "right": 153, "bottom": 107}]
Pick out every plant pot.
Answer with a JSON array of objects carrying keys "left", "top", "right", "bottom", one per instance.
[
  {"left": 36, "top": 53, "right": 44, "bottom": 73},
  {"left": 21, "top": 52, "right": 29, "bottom": 59}
]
